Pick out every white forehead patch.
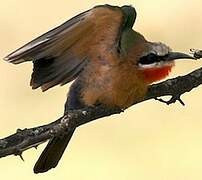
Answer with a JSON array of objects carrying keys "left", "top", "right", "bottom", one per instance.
[
  {"left": 151, "top": 42, "right": 172, "bottom": 56},
  {"left": 143, "top": 42, "right": 172, "bottom": 57}
]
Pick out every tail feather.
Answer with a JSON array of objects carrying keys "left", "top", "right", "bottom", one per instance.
[{"left": 34, "top": 128, "right": 76, "bottom": 174}]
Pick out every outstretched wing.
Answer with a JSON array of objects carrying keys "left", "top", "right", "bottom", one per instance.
[{"left": 4, "top": 5, "right": 136, "bottom": 91}]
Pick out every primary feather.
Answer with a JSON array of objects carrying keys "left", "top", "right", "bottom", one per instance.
[
  {"left": 4, "top": 5, "right": 138, "bottom": 173},
  {"left": 4, "top": 5, "right": 134, "bottom": 91}
]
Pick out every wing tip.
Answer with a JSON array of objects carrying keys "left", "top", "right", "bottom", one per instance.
[
  {"left": 3, "top": 54, "right": 14, "bottom": 62},
  {"left": 3, "top": 56, "right": 9, "bottom": 61},
  {"left": 3, "top": 49, "right": 18, "bottom": 61},
  {"left": 3, "top": 53, "right": 23, "bottom": 64},
  {"left": 30, "top": 82, "right": 50, "bottom": 92}
]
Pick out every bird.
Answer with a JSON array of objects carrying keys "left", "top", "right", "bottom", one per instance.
[{"left": 4, "top": 4, "right": 195, "bottom": 173}]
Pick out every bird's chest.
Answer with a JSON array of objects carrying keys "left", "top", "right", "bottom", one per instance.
[{"left": 80, "top": 63, "right": 148, "bottom": 109}]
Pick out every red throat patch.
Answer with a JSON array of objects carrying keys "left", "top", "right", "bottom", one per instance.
[{"left": 141, "top": 64, "right": 174, "bottom": 83}]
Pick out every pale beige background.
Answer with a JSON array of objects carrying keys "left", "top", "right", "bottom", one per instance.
[{"left": 0, "top": 0, "right": 202, "bottom": 180}]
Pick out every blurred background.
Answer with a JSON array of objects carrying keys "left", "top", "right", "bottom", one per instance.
[{"left": 0, "top": 0, "right": 202, "bottom": 179}]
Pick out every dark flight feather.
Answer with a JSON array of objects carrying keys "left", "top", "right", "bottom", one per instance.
[
  {"left": 4, "top": 5, "right": 137, "bottom": 173},
  {"left": 4, "top": 5, "right": 136, "bottom": 91}
]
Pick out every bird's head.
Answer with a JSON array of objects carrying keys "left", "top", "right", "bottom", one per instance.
[
  {"left": 121, "top": 30, "right": 195, "bottom": 83},
  {"left": 120, "top": 5, "right": 195, "bottom": 84},
  {"left": 136, "top": 41, "right": 195, "bottom": 83}
]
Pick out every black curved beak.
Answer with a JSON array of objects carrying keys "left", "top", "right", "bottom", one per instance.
[{"left": 164, "top": 52, "right": 196, "bottom": 61}]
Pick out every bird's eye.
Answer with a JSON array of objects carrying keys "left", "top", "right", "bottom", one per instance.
[{"left": 138, "top": 53, "right": 159, "bottom": 65}]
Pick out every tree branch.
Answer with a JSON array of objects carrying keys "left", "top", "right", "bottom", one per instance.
[{"left": 0, "top": 49, "right": 201, "bottom": 159}]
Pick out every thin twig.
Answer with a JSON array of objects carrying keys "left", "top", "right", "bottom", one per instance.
[{"left": 0, "top": 49, "right": 201, "bottom": 159}]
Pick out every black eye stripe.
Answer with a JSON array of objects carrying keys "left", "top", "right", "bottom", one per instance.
[{"left": 138, "top": 53, "right": 165, "bottom": 65}]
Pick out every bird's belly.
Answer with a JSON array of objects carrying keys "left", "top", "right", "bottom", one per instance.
[{"left": 81, "top": 64, "right": 148, "bottom": 109}]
